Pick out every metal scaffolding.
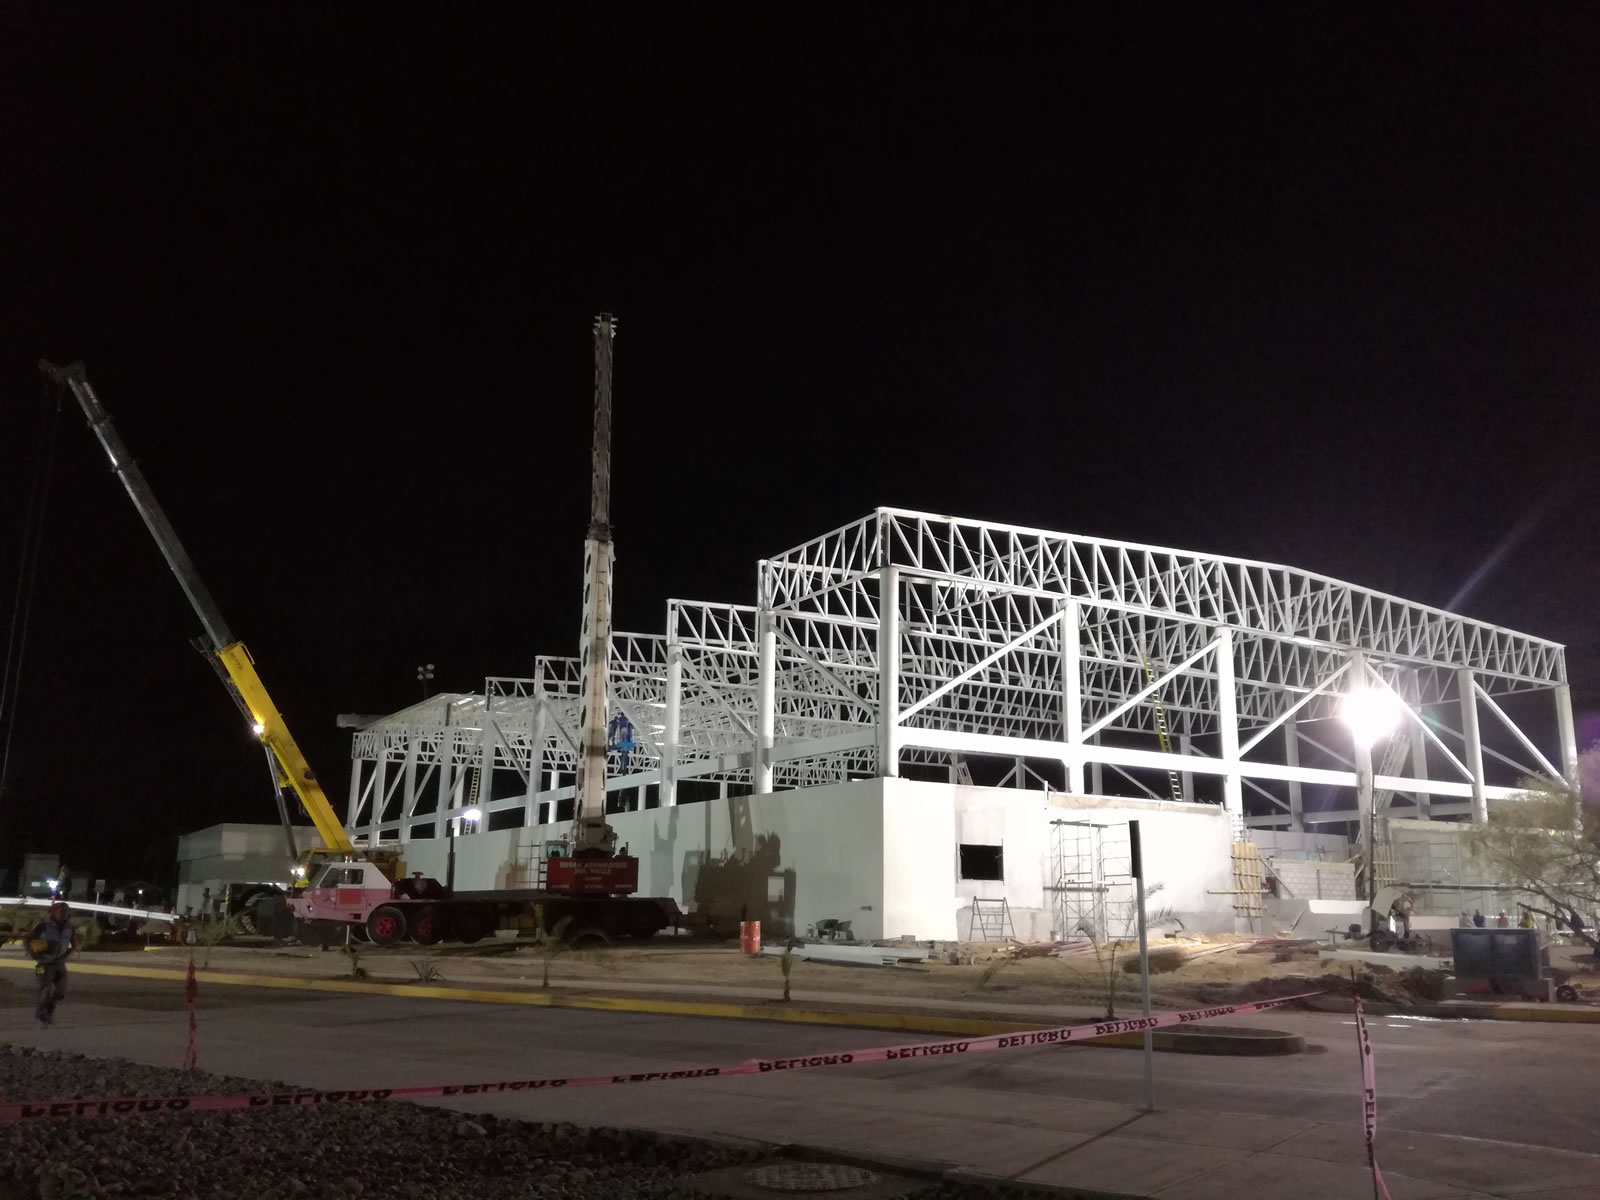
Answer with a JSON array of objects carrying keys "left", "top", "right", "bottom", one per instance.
[{"left": 345, "top": 508, "right": 1575, "bottom": 844}]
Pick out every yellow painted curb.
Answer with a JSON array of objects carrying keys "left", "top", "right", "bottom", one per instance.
[{"left": 0, "top": 957, "right": 1037, "bottom": 1038}]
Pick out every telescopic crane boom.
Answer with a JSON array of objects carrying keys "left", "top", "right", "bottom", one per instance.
[
  {"left": 38, "top": 362, "right": 355, "bottom": 860},
  {"left": 572, "top": 315, "right": 618, "bottom": 855}
]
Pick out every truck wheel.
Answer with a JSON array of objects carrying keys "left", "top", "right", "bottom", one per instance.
[
  {"left": 407, "top": 906, "right": 444, "bottom": 946},
  {"left": 453, "top": 906, "right": 492, "bottom": 945},
  {"left": 567, "top": 925, "right": 611, "bottom": 949},
  {"left": 627, "top": 910, "right": 664, "bottom": 938},
  {"left": 367, "top": 905, "right": 406, "bottom": 946},
  {"left": 1556, "top": 984, "right": 1579, "bottom": 1003}
]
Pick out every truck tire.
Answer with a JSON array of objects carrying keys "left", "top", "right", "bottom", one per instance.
[
  {"left": 626, "top": 907, "right": 665, "bottom": 938},
  {"left": 407, "top": 905, "right": 444, "bottom": 946},
  {"left": 452, "top": 905, "right": 493, "bottom": 945},
  {"left": 367, "top": 905, "right": 406, "bottom": 946}
]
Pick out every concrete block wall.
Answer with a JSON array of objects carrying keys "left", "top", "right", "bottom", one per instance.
[{"left": 1271, "top": 860, "right": 1357, "bottom": 901}]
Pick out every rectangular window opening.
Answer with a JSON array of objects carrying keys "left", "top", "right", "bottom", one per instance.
[{"left": 959, "top": 843, "right": 1004, "bottom": 881}]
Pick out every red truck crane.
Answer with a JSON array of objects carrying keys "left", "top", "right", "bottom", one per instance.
[{"left": 295, "top": 313, "right": 679, "bottom": 946}]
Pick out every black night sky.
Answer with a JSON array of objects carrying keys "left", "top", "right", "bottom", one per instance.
[{"left": 2, "top": 8, "right": 1598, "bottom": 885}]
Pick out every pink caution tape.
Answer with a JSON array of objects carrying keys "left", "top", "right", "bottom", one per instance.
[
  {"left": 1352, "top": 979, "right": 1392, "bottom": 1200},
  {"left": 0, "top": 990, "right": 1320, "bottom": 1122}
]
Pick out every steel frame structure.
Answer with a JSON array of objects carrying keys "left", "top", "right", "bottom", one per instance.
[{"left": 346, "top": 508, "right": 1577, "bottom": 844}]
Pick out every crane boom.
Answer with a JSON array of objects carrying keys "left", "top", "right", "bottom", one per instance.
[
  {"left": 38, "top": 361, "right": 354, "bottom": 857},
  {"left": 573, "top": 315, "right": 617, "bottom": 854}
]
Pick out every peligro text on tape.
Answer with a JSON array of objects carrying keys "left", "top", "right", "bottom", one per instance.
[{"left": 0, "top": 990, "right": 1318, "bottom": 1122}]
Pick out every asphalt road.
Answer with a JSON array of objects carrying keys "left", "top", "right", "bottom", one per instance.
[{"left": 3, "top": 973, "right": 1598, "bottom": 1198}]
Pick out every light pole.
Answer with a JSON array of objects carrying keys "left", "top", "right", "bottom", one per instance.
[
  {"left": 446, "top": 805, "right": 482, "bottom": 892},
  {"left": 416, "top": 663, "right": 435, "bottom": 700},
  {"left": 1340, "top": 670, "right": 1403, "bottom": 931}
]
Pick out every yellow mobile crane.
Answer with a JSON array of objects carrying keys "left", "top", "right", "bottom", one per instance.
[{"left": 39, "top": 363, "right": 395, "bottom": 892}]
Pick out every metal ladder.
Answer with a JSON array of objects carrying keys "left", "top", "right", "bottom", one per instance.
[
  {"left": 967, "top": 897, "right": 1017, "bottom": 942},
  {"left": 1140, "top": 654, "right": 1185, "bottom": 803}
]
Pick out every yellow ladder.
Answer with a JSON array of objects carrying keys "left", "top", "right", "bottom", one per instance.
[{"left": 1141, "top": 654, "right": 1185, "bottom": 804}]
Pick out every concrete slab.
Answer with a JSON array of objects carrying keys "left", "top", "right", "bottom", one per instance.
[
  {"left": 1018, "top": 1133, "right": 1245, "bottom": 1194},
  {"left": 1111, "top": 1107, "right": 1320, "bottom": 1152},
  {"left": 1267, "top": 1124, "right": 1600, "bottom": 1195},
  {"left": 1154, "top": 1153, "right": 1486, "bottom": 1200}
]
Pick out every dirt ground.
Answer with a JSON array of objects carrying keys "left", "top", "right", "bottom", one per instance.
[
  {"left": 33, "top": 927, "right": 1600, "bottom": 1014},
  {"left": 67, "top": 932, "right": 1453, "bottom": 1011}
]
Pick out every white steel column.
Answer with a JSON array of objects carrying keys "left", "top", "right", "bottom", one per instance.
[
  {"left": 755, "top": 614, "right": 776, "bottom": 794},
  {"left": 1178, "top": 733, "right": 1195, "bottom": 803},
  {"left": 1411, "top": 719, "right": 1431, "bottom": 820},
  {"left": 525, "top": 701, "right": 547, "bottom": 827},
  {"left": 369, "top": 755, "right": 386, "bottom": 847},
  {"left": 474, "top": 731, "right": 494, "bottom": 832},
  {"left": 1216, "top": 628, "right": 1242, "bottom": 838},
  {"left": 1556, "top": 683, "right": 1580, "bottom": 792},
  {"left": 346, "top": 761, "right": 362, "bottom": 832},
  {"left": 437, "top": 737, "right": 454, "bottom": 841},
  {"left": 1284, "top": 715, "right": 1304, "bottom": 832},
  {"left": 878, "top": 566, "right": 902, "bottom": 778},
  {"left": 399, "top": 736, "right": 419, "bottom": 845},
  {"left": 1458, "top": 668, "right": 1488, "bottom": 824},
  {"left": 662, "top": 646, "right": 682, "bottom": 806},
  {"left": 1061, "top": 602, "right": 1084, "bottom": 792}
]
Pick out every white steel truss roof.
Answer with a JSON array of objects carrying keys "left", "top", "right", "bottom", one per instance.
[{"left": 345, "top": 508, "right": 1573, "bottom": 843}]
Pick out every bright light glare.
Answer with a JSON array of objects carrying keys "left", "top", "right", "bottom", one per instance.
[
  {"left": 45, "top": 878, "right": 58, "bottom": 893},
  {"left": 251, "top": 721, "right": 266, "bottom": 737},
  {"left": 461, "top": 807, "right": 483, "bottom": 823},
  {"left": 1341, "top": 687, "right": 1404, "bottom": 748}
]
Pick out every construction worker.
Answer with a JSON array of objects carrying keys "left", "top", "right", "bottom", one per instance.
[
  {"left": 29, "top": 901, "right": 75, "bottom": 1025},
  {"left": 1389, "top": 892, "right": 1415, "bottom": 940}
]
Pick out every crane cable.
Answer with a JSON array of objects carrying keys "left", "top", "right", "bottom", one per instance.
[{"left": 0, "top": 380, "right": 64, "bottom": 807}]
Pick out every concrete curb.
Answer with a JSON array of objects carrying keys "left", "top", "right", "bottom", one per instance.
[
  {"left": 1305, "top": 990, "right": 1600, "bottom": 1024},
  {"left": 0, "top": 956, "right": 1307, "bottom": 1056}
]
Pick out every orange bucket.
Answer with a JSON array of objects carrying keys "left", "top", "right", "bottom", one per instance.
[{"left": 739, "top": 921, "right": 761, "bottom": 954}]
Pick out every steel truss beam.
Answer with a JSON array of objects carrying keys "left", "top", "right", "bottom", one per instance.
[{"left": 344, "top": 508, "right": 1569, "bottom": 840}]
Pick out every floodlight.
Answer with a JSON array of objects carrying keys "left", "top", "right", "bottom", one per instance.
[{"left": 1341, "top": 686, "right": 1403, "bottom": 749}]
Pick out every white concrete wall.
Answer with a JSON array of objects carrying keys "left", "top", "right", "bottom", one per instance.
[
  {"left": 385, "top": 782, "right": 1240, "bottom": 944},
  {"left": 1045, "top": 794, "right": 1237, "bottom": 937},
  {"left": 402, "top": 781, "right": 888, "bottom": 940},
  {"left": 881, "top": 778, "right": 958, "bottom": 941}
]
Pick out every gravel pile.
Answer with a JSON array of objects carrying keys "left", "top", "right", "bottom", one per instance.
[{"left": 0, "top": 1048, "right": 1046, "bottom": 1200}]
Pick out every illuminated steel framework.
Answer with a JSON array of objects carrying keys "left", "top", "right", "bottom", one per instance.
[{"left": 346, "top": 509, "right": 1577, "bottom": 842}]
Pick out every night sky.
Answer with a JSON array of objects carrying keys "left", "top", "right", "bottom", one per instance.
[{"left": 2, "top": 8, "right": 1597, "bottom": 883}]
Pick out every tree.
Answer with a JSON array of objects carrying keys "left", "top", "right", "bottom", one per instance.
[{"left": 1465, "top": 750, "right": 1600, "bottom": 952}]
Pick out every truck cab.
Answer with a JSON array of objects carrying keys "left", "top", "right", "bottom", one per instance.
[{"left": 295, "top": 861, "right": 394, "bottom": 927}]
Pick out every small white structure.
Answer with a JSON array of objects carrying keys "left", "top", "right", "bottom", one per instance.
[
  {"left": 175, "top": 824, "right": 322, "bottom": 917},
  {"left": 397, "top": 778, "right": 1238, "bottom": 941}
]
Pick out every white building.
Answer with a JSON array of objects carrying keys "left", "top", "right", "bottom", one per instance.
[
  {"left": 335, "top": 509, "right": 1576, "bottom": 937},
  {"left": 175, "top": 824, "right": 323, "bottom": 917}
]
